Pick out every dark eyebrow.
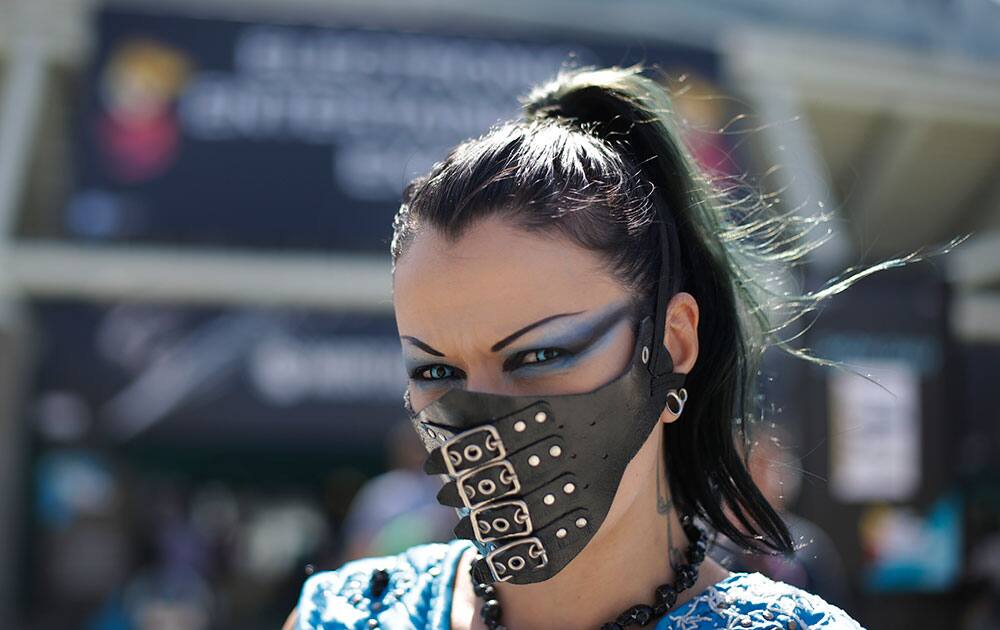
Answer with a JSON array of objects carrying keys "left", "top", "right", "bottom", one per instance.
[
  {"left": 490, "top": 311, "right": 586, "bottom": 352},
  {"left": 400, "top": 336, "right": 446, "bottom": 357}
]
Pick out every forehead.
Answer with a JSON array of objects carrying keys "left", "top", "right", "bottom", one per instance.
[{"left": 392, "top": 217, "right": 630, "bottom": 341}]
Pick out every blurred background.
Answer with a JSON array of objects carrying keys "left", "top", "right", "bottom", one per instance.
[{"left": 0, "top": 0, "right": 998, "bottom": 628}]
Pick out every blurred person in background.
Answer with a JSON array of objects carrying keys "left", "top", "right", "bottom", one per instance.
[
  {"left": 339, "top": 419, "right": 458, "bottom": 561},
  {"left": 88, "top": 486, "right": 214, "bottom": 630},
  {"left": 712, "top": 424, "right": 852, "bottom": 611},
  {"left": 281, "top": 64, "right": 885, "bottom": 629},
  {"left": 963, "top": 526, "right": 1000, "bottom": 630}
]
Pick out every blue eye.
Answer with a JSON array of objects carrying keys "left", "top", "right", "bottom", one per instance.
[
  {"left": 521, "top": 348, "right": 564, "bottom": 365},
  {"left": 413, "top": 364, "right": 458, "bottom": 381}
]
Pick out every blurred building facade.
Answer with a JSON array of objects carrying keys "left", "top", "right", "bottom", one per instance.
[{"left": 0, "top": 1, "right": 998, "bottom": 629}]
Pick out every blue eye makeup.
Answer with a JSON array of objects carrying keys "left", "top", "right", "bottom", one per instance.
[
  {"left": 501, "top": 302, "right": 633, "bottom": 374},
  {"left": 401, "top": 299, "right": 635, "bottom": 385}
]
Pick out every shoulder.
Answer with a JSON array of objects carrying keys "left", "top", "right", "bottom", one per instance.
[
  {"left": 664, "top": 572, "right": 866, "bottom": 629},
  {"left": 295, "top": 538, "right": 474, "bottom": 630}
]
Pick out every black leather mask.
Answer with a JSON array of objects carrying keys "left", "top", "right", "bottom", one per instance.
[{"left": 410, "top": 314, "right": 685, "bottom": 584}]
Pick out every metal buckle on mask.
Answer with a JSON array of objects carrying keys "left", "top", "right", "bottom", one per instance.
[
  {"left": 440, "top": 425, "right": 506, "bottom": 476},
  {"left": 469, "top": 499, "right": 533, "bottom": 543},
  {"left": 485, "top": 537, "right": 548, "bottom": 582},
  {"left": 456, "top": 460, "right": 521, "bottom": 509}
]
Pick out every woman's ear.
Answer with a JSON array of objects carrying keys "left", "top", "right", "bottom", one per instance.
[{"left": 659, "top": 292, "right": 699, "bottom": 424}]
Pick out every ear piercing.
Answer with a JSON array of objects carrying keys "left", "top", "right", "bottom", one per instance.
[{"left": 665, "top": 387, "right": 688, "bottom": 417}]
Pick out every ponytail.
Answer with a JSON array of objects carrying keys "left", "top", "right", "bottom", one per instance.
[{"left": 523, "top": 66, "right": 792, "bottom": 554}]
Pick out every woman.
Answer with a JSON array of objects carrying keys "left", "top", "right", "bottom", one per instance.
[{"left": 286, "top": 65, "right": 867, "bottom": 629}]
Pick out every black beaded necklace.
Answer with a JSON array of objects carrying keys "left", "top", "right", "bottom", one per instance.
[{"left": 469, "top": 519, "right": 707, "bottom": 630}]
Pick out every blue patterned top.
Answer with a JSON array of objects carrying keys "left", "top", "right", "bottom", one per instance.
[{"left": 296, "top": 539, "right": 865, "bottom": 629}]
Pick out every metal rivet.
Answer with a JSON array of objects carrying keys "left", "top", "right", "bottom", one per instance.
[
  {"left": 464, "top": 444, "right": 483, "bottom": 461},
  {"left": 528, "top": 455, "right": 540, "bottom": 466},
  {"left": 543, "top": 494, "right": 555, "bottom": 505},
  {"left": 641, "top": 346, "right": 650, "bottom": 364},
  {"left": 549, "top": 445, "right": 562, "bottom": 457},
  {"left": 763, "top": 611, "right": 774, "bottom": 620},
  {"left": 478, "top": 479, "right": 496, "bottom": 495},
  {"left": 368, "top": 620, "right": 380, "bottom": 629},
  {"left": 426, "top": 427, "right": 437, "bottom": 439},
  {"left": 508, "top": 555, "right": 525, "bottom": 570},
  {"left": 535, "top": 411, "right": 547, "bottom": 423},
  {"left": 493, "top": 518, "right": 510, "bottom": 532},
  {"left": 514, "top": 420, "right": 526, "bottom": 432},
  {"left": 563, "top": 483, "right": 575, "bottom": 494},
  {"left": 740, "top": 619, "right": 752, "bottom": 628},
  {"left": 575, "top": 517, "right": 587, "bottom": 528},
  {"left": 556, "top": 528, "right": 567, "bottom": 538}
]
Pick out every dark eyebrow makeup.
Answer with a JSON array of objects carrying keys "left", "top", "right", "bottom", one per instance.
[
  {"left": 499, "top": 301, "right": 633, "bottom": 365},
  {"left": 400, "top": 312, "right": 586, "bottom": 358},
  {"left": 400, "top": 300, "right": 634, "bottom": 361},
  {"left": 490, "top": 311, "right": 586, "bottom": 352},
  {"left": 400, "top": 336, "right": 445, "bottom": 357}
]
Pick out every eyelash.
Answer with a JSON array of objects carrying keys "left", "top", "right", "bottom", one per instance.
[{"left": 410, "top": 348, "right": 569, "bottom": 382}]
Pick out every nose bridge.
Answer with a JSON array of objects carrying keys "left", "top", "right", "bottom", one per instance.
[{"left": 463, "top": 364, "right": 516, "bottom": 397}]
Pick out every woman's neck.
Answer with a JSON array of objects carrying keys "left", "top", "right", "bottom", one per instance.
[{"left": 450, "top": 425, "right": 730, "bottom": 630}]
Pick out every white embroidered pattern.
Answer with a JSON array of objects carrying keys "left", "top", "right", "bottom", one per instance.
[{"left": 658, "top": 573, "right": 865, "bottom": 630}]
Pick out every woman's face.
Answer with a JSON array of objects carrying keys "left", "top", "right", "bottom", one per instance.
[
  {"left": 393, "top": 216, "right": 638, "bottom": 413},
  {"left": 393, "top": 215, "right": 699, "bottom": 565}
]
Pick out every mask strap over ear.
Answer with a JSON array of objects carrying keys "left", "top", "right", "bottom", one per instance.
[{"left": 649, "top": 200, "right": 686, "bottom": 398}]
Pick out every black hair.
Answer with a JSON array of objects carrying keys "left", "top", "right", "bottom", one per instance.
[{"left": 389, "top": 65, "right": 947, "bottom": 555}]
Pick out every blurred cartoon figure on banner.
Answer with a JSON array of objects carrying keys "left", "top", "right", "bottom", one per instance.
[{"left": 97, "top": 39, "right": 192, "bottom": 183}]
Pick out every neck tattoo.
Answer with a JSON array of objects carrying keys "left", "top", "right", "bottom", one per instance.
[{"left": 469, "top": 517, "right": 707, "bottom": 630}]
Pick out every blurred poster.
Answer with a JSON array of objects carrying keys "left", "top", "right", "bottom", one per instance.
[
  {"left": 859, "top": 494, "right": 962, "bottom": 592},
  {"left": 828, "top": 360, "right": 921, "bottom": 502},
  {"left": 66, "top": 8, "right": 719, "bottom": 250},
  {"left": 30, "top": 301, "right": 407, "bottom": 452}
]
